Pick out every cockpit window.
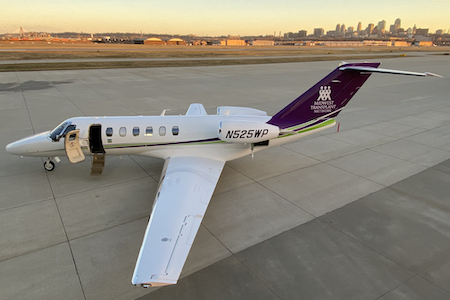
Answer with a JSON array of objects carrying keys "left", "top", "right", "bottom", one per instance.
[
  {"left": 49, "top": 122, "right": 68, "bottom": 141},
  {"left": 49, "top": 122, "right": 75, "bottom": 141}
]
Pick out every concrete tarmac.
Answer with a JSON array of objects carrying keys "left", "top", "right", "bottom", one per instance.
[{"left": 0, "top": 56, "right": 449, "bottom": 300}]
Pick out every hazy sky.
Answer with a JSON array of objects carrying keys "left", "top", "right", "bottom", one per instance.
[{"left": 1, "top": 0, "right": 448, "bottom": 35}]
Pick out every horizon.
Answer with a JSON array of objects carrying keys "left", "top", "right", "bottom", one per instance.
[{"left": 1, "top": 0, "right": 448, "bottom": 36}]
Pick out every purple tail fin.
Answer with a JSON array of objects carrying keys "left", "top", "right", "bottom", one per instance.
[{"left": 268, "top": 62, "right": 381, "bottom": 129}]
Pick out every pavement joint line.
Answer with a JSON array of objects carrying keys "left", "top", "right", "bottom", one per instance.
[
  {"left": 0, "top": 214, "right": 157, "bottom": 266},
  {"left": 77, "top": 76, "right": 138, "bottom": 115},
  {"left": 373, "top": 280, "right": 406, "bottom": 300},
  {"left": 212, "top": 180, "right": 255, "bottom": 197},
  {"left": 369, "top": 145, "right": 450, "bottom": 168},
  {"left": 0, "top": 197, "right": 52, "bottom": 215},
  {"left": 44, "top": 168, "right": 88, "bottom": 300},
  {"left": 129, "top": 156, "right": 161, "bottom": 182},
  {"left": 243, "top": 159, "right": 323, "bottom": 184},
  {"left": 231, "top": 252, "right": 284, "bottom": 300},
  {"left": 322, "top": 157, "right": 389, "bottom": 189},
  {"left": 255, "top": 180, "right": 317, "bottom": 219},
  {"left": 0, "top": 240, "right": 68, "bottom": 265},
  {"left": 47, "top": 173, "right": 150, "bottom": 199},
  {"left": 317, "top": 160, "right": 450, "bottom": 278},
  {"left": 14, "top": 71, "right": 35, "bottom": 135},
  {"left": 39, "top": 71, "right": 86, "bottom": 117},
  {"left": 390, "top": 181, "right": 450, "bottom": 215},
  {"left": 417, "top": 253, "right": 450, "bottom": 294},
  {"left": 317, "top": 216, "right": 418, "bottom": 285},
  {"left": 214, "top": 163, "right": 258, "bottom": 196},
  {"left": 200, "top": 222, "right": 283, "bottom": 300},
  {"left": 64, "top": 214, "right": 149, "bottom": 243}
]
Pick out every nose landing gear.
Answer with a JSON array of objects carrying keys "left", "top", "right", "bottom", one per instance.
[
  {"left": 44, "top": 160, "right": 55, "bottom": 171},
  {"left": 44, "top": 157, "right": 60, "bottom": 171}
]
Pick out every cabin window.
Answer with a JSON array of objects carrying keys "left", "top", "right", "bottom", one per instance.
[
  {"left": 119, "top": 127, "right": 127, "bottom": 137},
  {"left": 172, "top": 126, "right": 179, "bottom": 136},
  {"left": 133, "top": 126, "right": 140, "bottom": 136},
  {"left": 145, "top": 126, "right": 153, "bottom": 136},
  {"left": 106, "top": 127, "right": 113, "bottom": 137},
  {"left": 159, "top": 126, "right": 166, "bottom": 136}
]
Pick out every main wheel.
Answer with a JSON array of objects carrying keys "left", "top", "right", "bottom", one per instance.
[{"left": 44, "top": 160, "right": 55, "bottom": 171}]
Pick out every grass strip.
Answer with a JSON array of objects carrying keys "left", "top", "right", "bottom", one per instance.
[{"left": 0, "top": 54, "right": 406, "bottom": 72}]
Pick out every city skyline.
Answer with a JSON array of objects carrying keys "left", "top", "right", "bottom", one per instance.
[{"left": 1, "top": 0, "right": 448, "bottom": 36}]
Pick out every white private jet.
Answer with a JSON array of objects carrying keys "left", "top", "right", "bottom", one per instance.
[{"left": 5, "top": 62, "right": 441, "bottom": 287}]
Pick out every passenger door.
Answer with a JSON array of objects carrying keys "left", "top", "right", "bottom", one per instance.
[{"left": 64, "top": 129, "right": 86, "bottom": 163}]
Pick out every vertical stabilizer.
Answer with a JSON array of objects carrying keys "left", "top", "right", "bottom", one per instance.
[{"left": 268, "top": 62, "right": 380, "bottom": 129}]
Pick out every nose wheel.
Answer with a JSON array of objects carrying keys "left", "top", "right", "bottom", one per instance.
[
  {"left": 44, "top": 157, "right": 58, "bottom": 171},
  {"left": 44, "top": 160, "right": 55, "bottom": 171}
]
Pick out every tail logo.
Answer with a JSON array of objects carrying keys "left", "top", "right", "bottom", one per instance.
[
  {"left": 311, "top": 86, "right": 336, "bottom": 114},
  {"left": 317, "top": 86, "right": 332, "bottom": 101}
]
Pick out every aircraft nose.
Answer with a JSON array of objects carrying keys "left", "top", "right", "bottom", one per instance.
[
  {"left": 6, "top": 139, "right": 31, "bottom": 155},
  {"left": 5, "top": 132, "right": 52, "bottom": 156}
]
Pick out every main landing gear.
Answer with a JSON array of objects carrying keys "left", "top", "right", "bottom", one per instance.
[{"left": 44, "top": 157, "right": 60, "bottom": 171}]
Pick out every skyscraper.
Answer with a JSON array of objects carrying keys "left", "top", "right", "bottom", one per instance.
[
  {"left": 335, "top": 24, "right": 341, "bottom": 36},
  {"left": 313, "top": 28, "right": 324, "bottom": 37},
  {"left": 377, "top": 20, "right": 386, "bottom": 31},
  {"left": 357, "top": 22, "right": 362, "bottom": 32},
  {"left": 391, "top": 18, "right": 401, "bottom": 34},
  {"left": 367, "top": 23, "right": 374, "bottom": 35}
]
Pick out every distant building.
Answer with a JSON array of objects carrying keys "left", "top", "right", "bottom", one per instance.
[
  {"left": 357, "top": 22, "right": 362, "bottom": 32},
  {"left": 367, "top": 23, "right": 374, "bottom": 35},
  {"left": 313, "top": 28, "right": 324, "bottom": 37},
  {"left": 413, "top": 41, "right": 433, "bottom": 46},
  {"left": 221, "top": 39, "right": 246, "bottom": 46},
  {"left": 252, "top": 40, "right": 274, "bottom": 46},
  {"left": 416, "top": 28, "right": 429, "bottom": 36},
  {"left": 392, "top": 40, "right": 410, "bottom": 47},
  {"left": 298, "top": 30, "right": 307, "bottom": 37},
  {"left": 335, "top": 24, "right": 341, "bottom": 36},
  {"left": 436, "top": 29, "right": 444, "bottom": 35},
  {"left": 363, "top": 40, "right": 392, "bottom": 46},
  {"left": 377, "top": 20, "right": 386, "bottom": 35},
  {"left": 144, "top": 37, "right": 165, "bottom": 45},
  {"left": 192, "top": 40, "right": 208, "bottom": 45},
  {"left": 390, "top": 18, "right": 401, "bottom": 34},
  {"left": 167, "top": 38, "right": 186, "bottom": 45},
  {"left": 285, "top": 30, "right": 307, "bottom": 39}
]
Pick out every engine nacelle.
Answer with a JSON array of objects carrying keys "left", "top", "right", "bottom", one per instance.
[{"left": 218, "top": 121, "right": 280, "bottom": 143}]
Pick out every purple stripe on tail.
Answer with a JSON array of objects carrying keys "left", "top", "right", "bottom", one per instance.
[{"left": 268, "top": 62, "right": 380, "bottom": 129}]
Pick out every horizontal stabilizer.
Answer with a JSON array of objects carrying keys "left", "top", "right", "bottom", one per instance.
[{"left": 339, "top": 66, "right": 443, "bottom": 78}]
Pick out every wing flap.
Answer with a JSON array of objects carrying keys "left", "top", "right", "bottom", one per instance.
[{"left": 132, "top": 156, "right": 225, "bottom": 287}]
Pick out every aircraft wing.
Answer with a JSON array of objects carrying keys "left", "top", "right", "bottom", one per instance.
[{"left": 132, "top": 156, "right": 225, "bottom": 287}]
